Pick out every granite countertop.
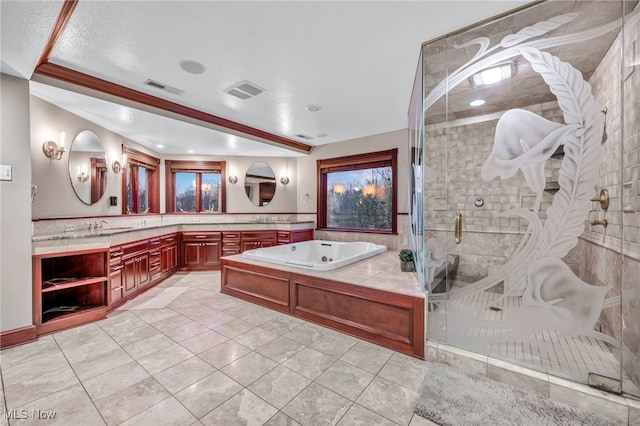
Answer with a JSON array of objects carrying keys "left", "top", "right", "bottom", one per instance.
[{"left": 32, "top": 221, "right": 315, "bottom": 242}]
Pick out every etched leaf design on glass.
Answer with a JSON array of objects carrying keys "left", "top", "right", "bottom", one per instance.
[
  {"left": 521, "top": 257, "right": 610, "bottom": 337},
  {"left": 500, "top": 13, "right": 582, "bottom": 48},
  {"left": 481, "top": 109, "right": 579, "bottom": 193},
  {"left": 519, "top": 47, "right": 604, "bottom": 258}
]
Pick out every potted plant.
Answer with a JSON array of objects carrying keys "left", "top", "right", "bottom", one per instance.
[{"left": 399, "top": 249, "right": 415, "bottom": 272}]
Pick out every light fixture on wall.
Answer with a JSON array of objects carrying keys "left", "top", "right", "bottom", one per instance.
[
  {"left": 112, "top": 153, "right": 127, "bottom": 173},
  {"left": 280, "top": 176, "right": 290, "bottom": 185},
  {"left": 42, "top": 131, "right": 66, "bottom": 160},
  {"left": 76, "top": 166, "right": 89, "bottom": 183},
  {"left": 228, "top": 175, "right": 238, "bottom": 184}
]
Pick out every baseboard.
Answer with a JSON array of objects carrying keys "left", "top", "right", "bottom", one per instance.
[{"left": 0, "top": 324, "right": 37, "bottom": 349}]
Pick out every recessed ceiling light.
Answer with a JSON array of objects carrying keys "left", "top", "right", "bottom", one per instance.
[
  {"left": 156, "top": 144, "right": 164, "bottom": 148},
  {"left": 187, "top": 150, "right": 194, "bottom": 154},
  {"left": 470, "top": 99, "right": 486, "bottom": 107},
  {"left": 180, "top": 60, "right": 206, "bottom": 75},
  {"left": 305, "top": 105, "right": 321, "bottom": 112},
  {"left": 317, "top": 133, "right": 328, "bottom": 138}
]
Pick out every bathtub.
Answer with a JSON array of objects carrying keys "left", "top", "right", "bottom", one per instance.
[{"left": 241, "top": 240, "right": 387, "bottom": 271}]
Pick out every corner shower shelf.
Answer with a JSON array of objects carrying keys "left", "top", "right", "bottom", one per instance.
[{"left": 544, "top": 181, "right": 561, "bottom": 194}]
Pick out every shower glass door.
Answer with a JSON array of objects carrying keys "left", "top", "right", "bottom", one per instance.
[{"left": 418, "top": 0, "right": 638, "bottom": 395}]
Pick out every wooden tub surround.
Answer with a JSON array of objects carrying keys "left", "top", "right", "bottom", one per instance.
[{"left": 221, "top": 256, "right": 425, "bottom": 358}]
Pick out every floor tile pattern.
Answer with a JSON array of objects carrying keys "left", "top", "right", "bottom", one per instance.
[
  {"left": 428, "top": 286, "right": 639, "bottom": 395},
  {"left": 0, "top": 272, "right": 435, "bottom": 425}
]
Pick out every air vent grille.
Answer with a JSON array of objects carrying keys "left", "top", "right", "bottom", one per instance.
[
  {"left": 143, "top": 79, "right": 184, "bottom": 95},
  {"left": 295, "top": 134, "right": 313, "bottom": 140},
  {"left": 224, "top": 80, "right": 265, "bottom": 100}
]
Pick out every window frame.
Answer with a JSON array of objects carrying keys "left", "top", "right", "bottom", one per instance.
[
  {"left": 317, "top": 148, "right": 397, "bottom": 234},
  {"left": 121, "top": 146, "right": 160, "bottom": 214},
  {"left": 165, "top": 160, "right": 226, "bottom": 213}
]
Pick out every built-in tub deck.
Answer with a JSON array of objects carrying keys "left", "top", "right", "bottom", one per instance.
[{"left": 221, "top": 250, "right": 425, "bottom": 358}]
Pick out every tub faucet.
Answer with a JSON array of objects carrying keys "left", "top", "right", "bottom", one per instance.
[{"left": 95, "top": 219, "right": 109, "bottom": 230}]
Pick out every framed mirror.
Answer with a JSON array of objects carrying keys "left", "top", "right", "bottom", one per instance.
[
  {"left": 68, "top": 130, "right": 107, "bottom": 205},
  {"left": 244, "top": 161, "right": 276, "bottom": 206}
]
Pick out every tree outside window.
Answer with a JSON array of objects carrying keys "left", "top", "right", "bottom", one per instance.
[
  {"left": 166, "top": 161, "right": 226, "bottom": 213},
  {"left": 318, "top": 149, "right": 397, "bottom": 233}
]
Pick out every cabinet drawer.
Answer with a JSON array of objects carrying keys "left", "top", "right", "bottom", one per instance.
[
  {"left": 110, "top": 264, "right": 124, "bottom": 274},
  {"left": 241, "top": 231, "right": 275, "bottom": 240},
  {"left": 222, "top": 240, "right": 240, "bottom": 248},
  {"left": 222, "top": 247, "right": 241, "bottom": 256},
  {"left": 182, "top": 232, "right": 221, "bottom": 241},
  {"left": 122, "top": 240, "right": 149, "bottom": 257},
  {"left": 160, "top": 234, "right": 178, "bottom": 244},
  {"left": 223, "top": 232, "right": 241, "bottom": 240}
]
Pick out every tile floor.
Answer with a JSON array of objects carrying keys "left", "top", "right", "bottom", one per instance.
[
  {"left": 428, "top": 287, "right": 639, "bottom": 396},
  {"left": 0, "top": 271, "right": 438, "bottom": 426}
]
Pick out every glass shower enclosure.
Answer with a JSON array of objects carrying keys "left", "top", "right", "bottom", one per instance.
[{"left": 409, "top": 0, "right": 640, "bottom": 398}]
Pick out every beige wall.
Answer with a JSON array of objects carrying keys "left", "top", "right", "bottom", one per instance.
[
  {"left": 0, "top": 73, "right": 33, "bottom": 332},
  {"left": 297, "top": 129, "right": 410, "bottom": 249},
  {"left": 296, "top": 129, "right": 409, "bottom": 214},
  {"left": 30, "top": 96, "right": 302, "bottom": 217}
]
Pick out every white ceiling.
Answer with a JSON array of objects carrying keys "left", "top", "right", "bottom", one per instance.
[{"left": 1, "top": 0, "right": 531, "bottom": 157}]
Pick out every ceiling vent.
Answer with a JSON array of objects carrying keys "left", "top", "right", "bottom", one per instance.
[
  {"left": 295, "top": 133, "right": 313, "bottom": 140},
  {"left": 224, "top": 80, "right": 265, "bottom": 100},
  {"left": 143, "top": 79, "right": 184, "bottom": 95}
]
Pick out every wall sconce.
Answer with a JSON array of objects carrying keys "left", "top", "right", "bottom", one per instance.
[
  {"left": 76, "top": 166, "right": 89, "bottom": 183},
  {"left": 228, "top": 175, "right": 238, "bottom": 184},
  {"left": 280, "top": 176, "right": 290, "bottom": 185},
  {"left": 42, "top": 131, "right": 66, "bottom": 160},
  {"left": 112, "top": 153, "right": 127, "bottom": 173}
]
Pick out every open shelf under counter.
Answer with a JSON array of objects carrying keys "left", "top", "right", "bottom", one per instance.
[{"left": 33, "top": 247, "right": 109, "bottom": 335}]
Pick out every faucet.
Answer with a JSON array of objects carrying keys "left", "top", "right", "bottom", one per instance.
[{"left": 95, "top": 219, "right": 109, "bottom": 230}]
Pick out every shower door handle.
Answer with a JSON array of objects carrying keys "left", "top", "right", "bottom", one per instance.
[{"left": 455, "top": 212, "right": 462, "bottom": 244}]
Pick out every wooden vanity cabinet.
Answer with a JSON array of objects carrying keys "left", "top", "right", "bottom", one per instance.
[
  {"left": 160, "top": 233, "right": 179, "bottom": 276},
  {"left": 149, "top": 237, "right": 162, "bottom": 282},
  {"left": 276, "top": 229, "right": 314, "bottom": 245},
  {"left": 122, "top": 240, "right": 150, "bottom": 297},
  {"left": 181, "top": 232, "right": 222, "bottom": 270},
  {"left": 108, "top": 246, "right": 125, "bottom": 305},
  {"left": 33, "top": 248, "right": 109, "bottom": 335},
  {"left": 241, "top": 231, "right": 276, "bottom": 251},
  {"left": 222, "top": 232, "right": 241, "bottom": 257}
]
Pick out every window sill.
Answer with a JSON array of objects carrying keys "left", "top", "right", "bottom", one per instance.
[{"left": 315, "top": 227, "right": 397, "bottom": 235}]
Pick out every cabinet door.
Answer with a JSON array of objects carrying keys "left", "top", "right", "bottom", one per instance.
[
  {"left": 241, "top": 241, "right": 259, "bottom": 252},
  {"left": 169, "top": 244, "right": 178, "bottom": 269},
  {"left": 161, "top": 244, "right": 178, "bottom": 272},
  {"left": 202, "top": 241, "right": 221, "bottom": 267},
  {"left": 137, "top": 254, "right": 150, "bottom": 288},
  {"left": 123, "top": 257, "right": 138, "bottom": 296},
  {"left": 109, "top": 269, "right": 124, "bottom": 305},
  {"left": 259, "top": 238, "right": 275, "bottom": 248},
  {"left": 183, "top": 242, "right": 202, "bottom": 266}
]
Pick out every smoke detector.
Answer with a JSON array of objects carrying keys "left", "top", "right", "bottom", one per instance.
[
  {"left": 143, "top": 79, "right": 184, "bottom": 95},
  {"left": 224, "top": 80, "right": 265, "bottom": 100}
]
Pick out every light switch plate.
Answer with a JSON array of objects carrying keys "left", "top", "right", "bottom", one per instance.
[{"left": 0, "top": 165, "right": 12, "bottom": 181}]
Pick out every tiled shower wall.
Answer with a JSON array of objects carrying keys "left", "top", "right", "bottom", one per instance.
[
  {"left": 424, "top": 103, "right": 563, "bottom": 279},
  {"left": 582, "top": 17, "right": 640, "bottom": 390}
]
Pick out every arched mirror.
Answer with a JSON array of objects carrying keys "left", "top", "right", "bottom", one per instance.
[
  {"left": 68, "top": 130, "right": 107, "bottom": 205},
  {"left": 244, "top": 161, "right": 276, "bottom": 206}
]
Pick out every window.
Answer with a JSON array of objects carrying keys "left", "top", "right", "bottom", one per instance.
[
  {"left": 317, "top": 149, "right": 397, "bottom": 233},
  {"left": 165, "top": 160, "right": 226, "bottom": 213},
  {"left": 122, "top": 146, "right": 160, "bottom": 214}
]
